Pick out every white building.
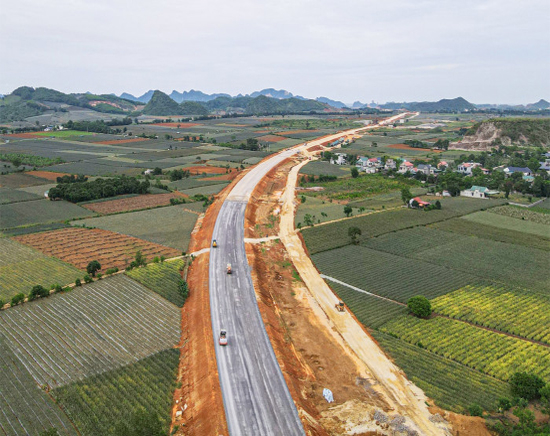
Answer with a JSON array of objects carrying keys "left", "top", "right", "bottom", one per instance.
[{"left": 460, "top": 186, "right": 499, "bottom": 199}]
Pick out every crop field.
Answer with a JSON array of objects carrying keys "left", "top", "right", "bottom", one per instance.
[
  {"left": 462, "top": 210, "right": 550, "bottom": 237},
  {"left": 372, "top": 332, "right": 509, "bottom": 413},
  {"left": 0, "top": 172, "right": 52, "bottom": 188},
  {"left": 327, "top": 282, "right": 406, "bottom": 328},
  {"left": 302, "top": 197, "right": 504, "bottom": 254},
  {"left": 380, "top": 316, "right": 550, "bottom": 383},
  {"left": 349, "top": 187, "right": 427, "bottom": 210},
  {"left": 431, "top": 217, "right": 550, "bottom": 251},
  {"left": 489, "top": 205, "right": 550, "bottom": 225},
  {"left": 14, "top": 227, "right": 180, "bottom": 271},
  {"left": 0, "top": 238, "right": 82, "bottom": 301},
  {"left": 81, "top": 192, "right": 186, "bottom": 214},
  {"left": 414, "top": 237, "right": 549, "bottom": 291},
  {"left": 431, "top": 284, "right": 550, "bottom": 344},
  {"left": 54, "top": 349, "right": 178, "bottom": 436},
  {"left": 126, "top": 259, "right": 186, "bottom": 306},
  {"left": 296, "top": 196, "right": 363, "bottom": 226},
  {"left": 74, "top": 204, "right": 200, "bottom": 251},
  {"left": 313, "top": 245, "right": 472, "bottom": 302},
  {"left": 299, "top": 161, "right": 352, "bottom": 177},
  {"left": 33, "top": 130, "right": 95, "bottom": 138},
  {"left": 42, "top": 161, "right": 143, "bottom": 176},
  {"left": 0, "top": 334, "right": 77, "bottom": 436},
  {"left": 169, "top": 177, "right": 230, "bottom": 190},
  {"left": 0, "top": 199, "right": 93, "bottom": 229},
  {"left": 0, "top": 275, "right": 181, "bottom": 388},
  {"left": 180, "top": 183, "right": 229, "bottom": 196},
  {"left": 302, "top": 173, "right": 419, "bottom": 201},
  {"left": 0, "top": 187, "right": 41, "bottom": 204}
]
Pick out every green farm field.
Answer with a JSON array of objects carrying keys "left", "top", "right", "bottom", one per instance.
[
  {"left": 54, "top": 349, "right": 179, "bottom": 436},
  {"left": 0, "top": 334, "right": 77, "bottom": 435},
  {"left": 0, "top": 275, "right": 180, "bottom": 388},
  {"left": 0, "top": 199, "right": 93, "bottom": 229},
  {"left": 127, "top": 259, "right": 186, "bottom": 306},
  {"left": 302, "top": 197, "right": 505, "bottom": 254},
  {"left": 74, "top": 204, "right": 200, "bottom": 251},
  {"left": 463, "top": 210, "right": 550, "bottom": 236},
  {"left": 380, "top": 316, "right": 550, "bottom": 383},
  {"left": 0, "top": 238, "right": 82, "bottom": 302},
  {"left": 431, "top": 284, "right": 550, "bottom": 344},
  {"left": 373, "top": 332, "right": 509, "bottom": 413}
]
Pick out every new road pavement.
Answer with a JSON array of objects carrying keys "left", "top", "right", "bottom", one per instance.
[
  {"left": 209, "top": 115, "right": 409, "bottom": 435},
  {"left": 209, "top": 148, "right": 304, "bottom": 436}
]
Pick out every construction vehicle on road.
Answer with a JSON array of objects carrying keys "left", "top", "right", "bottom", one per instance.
[
  {"left": 219, "top": 329, "right": 227, "bottom": 346},
  {"left": 335, "top": 301, "right": 345, "bottom": 312},
  {"left": 212, "top": 239, "right": 218, "bottom": 248},
  {"left": 226, "top": 263, "right": 232, "bottom": 274}
]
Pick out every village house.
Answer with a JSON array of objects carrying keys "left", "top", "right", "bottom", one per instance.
[
  {"left": 409, "top": 197, "right": 431, "bottom": 208},
  {"left": 457, "top": 162, "right": 482, "bottom": 175},
  {"left": 437, "top": 161, "right": 448, "bottom": 170},
  {"left": 460, "top": 185, "right": 499, "bottom": 199},
  {"left": 416, "top": 164, "right": 437, "bottom": 175},
  {"left": 539, "top": 159, "right": 550, "bottom": 175},
  {"left": 503, "top": 166, "right": 533, "bottom": 177},
  {"left": 398, "top": 161, "right": 415, "bottom": 174},
  {"left": 384, "top": 158, "right": 396, "bottom": 170},
  {"left": 356, "top": 156, "right": 382, "bottom": 172},
  {"left": 330, "top": 153, "right": 347, "bottom": 165}
]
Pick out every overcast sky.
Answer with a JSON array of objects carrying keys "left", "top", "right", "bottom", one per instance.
[{"left": 1, "top": 0, "right": 549, "bottom": 104}]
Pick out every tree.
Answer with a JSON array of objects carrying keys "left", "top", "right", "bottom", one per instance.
[
  {"left": 28, "top": 285, "right": 48, "bottom": 301},
  {"left": 86, "top": 260, "right": 101, "bottom": 277},
  {"left": 434, "top": 200, "right": 442, "bottom": 210},
  {"left": 351, "top": 167, "right": 359, "bottom": 178},
  {"left": 10, "top": 156, "right": 22, "bottom": 169},
  {"left": 177, "top": 279, "right": 189, "bottom": 305},
  {"left": 407, "top": 296, "right": 432, "bottom": 318},
  {"left": 348, "top": 226, "right": 361, "bottom": 244},
  {"left": 344, "top": 205, "right": 353, "bottom": 217},
  {"left": 497, "top": 397, "right": 512, "bottom": 412},
  {"left": 303, "top": 213, "right": 314, "bottom": 227},
  {"left": 468, "top": 404, "right": 483, "bottom": 417},
  {"left": 11, "top": 293, "right": 25, "bottom": 307},
  {"left": 401, "top": 187, "right": 412, "bottom": 205},
  {"left": 509, "top": 372, "right": 546, "bottom": 400},
  {"left": 135, "top": 250, "right": 147, "bottom": 267}
]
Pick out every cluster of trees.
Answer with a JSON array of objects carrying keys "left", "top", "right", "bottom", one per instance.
[
  {"left": 49, "top": 175, "right": 150, "bottom": 202},
  {"left": 167, "top": 168, "right": 190, "bottom": 182},
  {"left": 300, "top": 174, "right": 338, "bottom": 184},
  {"left": 0, "top": 153, "right": 64, "bottom": 168},
  {"left": 56, "top": 174, "right": 87, "bottom": 183},
  {"left": 125, "top": 250, "right": 148, "bottom": 271},
  {"left": 64, "top": 118, "right": 132, "bottom": 133}
]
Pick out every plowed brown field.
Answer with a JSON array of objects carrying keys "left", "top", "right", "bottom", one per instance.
[
  {"left": 82, "top": 192, "right": 187, "bottom": 214},
  {"left": 257, "top": 134, "right": 288, "bottom": 142},
  {"left": 14, "top": 227, "right": 179, "bottom": 271},
  {"left": 27, "top": 171, "right": 74, "bottom": 181}
]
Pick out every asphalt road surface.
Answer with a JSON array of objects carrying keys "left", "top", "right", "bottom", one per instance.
[{"left": 209, "top": 147, "right": 304, "bottom": 436}]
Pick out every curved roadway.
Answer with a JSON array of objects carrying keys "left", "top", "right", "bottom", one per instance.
[{"left": 209, "top": 115, "right": 409, "bottom": 435}]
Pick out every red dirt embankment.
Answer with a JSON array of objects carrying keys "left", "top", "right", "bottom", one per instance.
[
  {"left": 27, "top": 171, "right": 75, "bottom": 181},
  {"left": 173, "top": 167, "right": 251, "bottom": 435}
]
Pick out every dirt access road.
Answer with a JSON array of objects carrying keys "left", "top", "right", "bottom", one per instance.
[{"left": 278, "top": 159, "right": 451, "bottom": 435}]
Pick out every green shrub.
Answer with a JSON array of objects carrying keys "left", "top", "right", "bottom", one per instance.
[
  {"left": 84, "top": 274, "right": 93, "bottom": 284},
  {"left": 510, "top": 372, "right": 546, "bottom": 400},
  {"left": 468, "top": 404, "right": 483, "bottom": 417},
  {"left": 28, "top": 285, "right": 49, "bottom": 301},
  {"left": 11, "top": 293, "right": 26, "bottom": 307},
  {"left": 75, "top": 278, "right": 82, "bottom": 287},
  {"left": 407, "top": 295, "right": 432, "bottom": 318}
]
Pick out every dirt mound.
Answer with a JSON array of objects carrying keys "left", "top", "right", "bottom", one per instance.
[{"left": 450, "top": 122, "right": 502, "bottom": 151}]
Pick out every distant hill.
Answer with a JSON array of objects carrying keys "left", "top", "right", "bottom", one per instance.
[
  {"left": 169, "top": 89, "right": 231, "bottom": 103},
  {"left": 180, "top": 101, "right": 209, "bottom": 116},
  {"left": 527, "top": 99, "right": 550, "bottom": 110},
  {"left": 249, "top": 88, "right": 305, "bottom": 100},
  {"left": 316, "top": 96, "right": 347, "bottom": 109},
  {"left": 380, "top": 97, "right": 475, "bottom": 112},
  {"left": 142, "top": 90, "right": 183, "bottom": 115}
]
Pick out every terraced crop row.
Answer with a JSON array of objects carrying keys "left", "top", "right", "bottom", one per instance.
[
  {"left": 312, "top": 245, "right": 473, "bottom": 303},
  {"left": 54, "top": 349, "right": 179, "bottom": 436},
  {"left": 0, "top": 334, "right": 77, "bottom": 436},
  {"left": 431, "top": 284, "right": 550, "bottom": 345},
  {"left": 0, "top": 275, "right": 180, "bottom": 388},
  {"left": 126, "top": 259, "right": 185, "bottom": 306},
  {"left": 380, "top": 316, "right": 550, "bottom": 383},
  {"left": 372, "top": 332, "right": 509, "bottom": 413}
]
